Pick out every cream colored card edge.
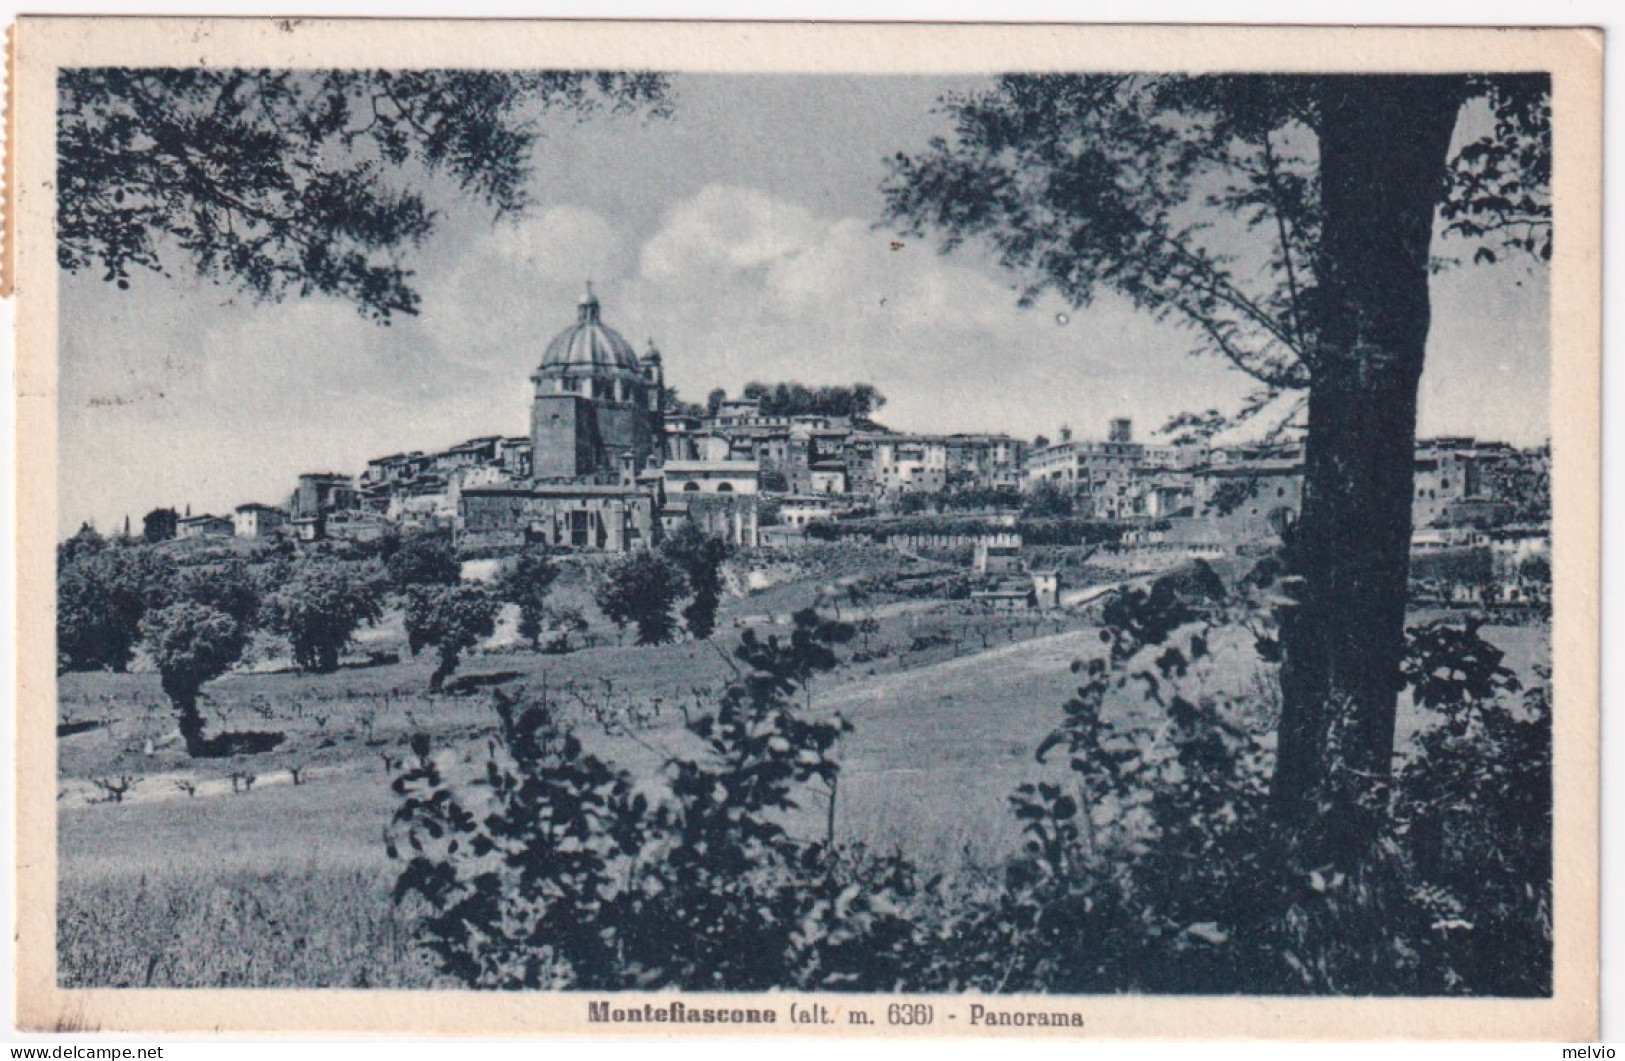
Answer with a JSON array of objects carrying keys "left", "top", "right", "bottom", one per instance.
[{"left": 8, "top": 17, "right": 1603, "bottom": 1040}]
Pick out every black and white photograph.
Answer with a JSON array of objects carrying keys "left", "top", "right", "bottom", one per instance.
[{"left": 9, "top": 17, "right": 1602, "bottom": 1039}]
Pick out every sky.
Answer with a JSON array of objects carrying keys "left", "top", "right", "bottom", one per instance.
[{"left": 57, "top": 73, "right": 1551, "bottom": 537}]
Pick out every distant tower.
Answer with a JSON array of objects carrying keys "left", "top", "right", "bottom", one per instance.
[
  {"left": 1109, "top": 418, "right": 1133, "bottom": 444},
  {"left": 529, "top": 284, "right": 663, "bottom": 480},
  {"left": 641, "top": 338, "right": 668, "bottom": 461}
]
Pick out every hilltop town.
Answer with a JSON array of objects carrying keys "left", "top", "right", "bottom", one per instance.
[{"left": 146, "top": 287, "right": 1548, "bottom": 605}]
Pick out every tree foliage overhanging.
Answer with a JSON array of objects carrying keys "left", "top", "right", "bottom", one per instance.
[
  {"left": 882, "top": 73, "right": 1550, "bottom": 441},
  {"left": 883, "top": 73, "right": 1552, "bottom": 860},
  {"left": 57, "top": 68, "right": 671, "bottom": 321}
]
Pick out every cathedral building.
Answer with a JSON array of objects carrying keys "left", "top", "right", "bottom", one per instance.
[
  {"left": 530, "top": 284, "right": 665, "bottom": 481},
  {"left": 458, "top": 285, "right": 758, "bottom": 551}
]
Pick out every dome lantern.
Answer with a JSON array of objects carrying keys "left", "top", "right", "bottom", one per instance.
[{"left": 538, "top": 281, "right": 641, "bottom": 374}]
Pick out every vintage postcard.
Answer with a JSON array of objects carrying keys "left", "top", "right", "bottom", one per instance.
[{"left": 8, "top": 17, "right": 1602, "bottom": 1038}]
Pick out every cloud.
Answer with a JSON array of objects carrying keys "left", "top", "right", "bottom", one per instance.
[
  {"left": 615, "top": 183, "right": 1249, "bottom": 440},
  {"left": 636, "top": 185, "right": 1012, "bottom": 330},
  {"left": 475, "top": 205, "right": 626, "bottom": 283},
  {"left": 422, "top": 204, "right": 630, "bottom": 366},
  {"left": 639, "top": 185, "right": 822, "bottom": 283}
]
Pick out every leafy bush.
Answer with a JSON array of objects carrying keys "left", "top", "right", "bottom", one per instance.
[
  {"left": 141, "top": 508, "right": 181, "bottom": 543},
  {"left": 803, "top": 520, "right": 839, "bottom": 542},
  {"left": 1392, "top": 627, "right": 1550, "bottom": 995},
  {"left": 1022, "top": 479, "right": 1075, "bottom": 518},
  {"left": 941, "top": 485, "right": 1022, "bottom": 512},
  {"left": 175, "top": 559, "right": 261, "bottom": 627},
  {"left": 983, "top": 566, "right": 1552, "bottom": 996},
  {"left": 389, "top": 609, "right": 937, "bottom": 990},
  {"left": 387, "top": 561, "right": 1551, "bottom": 996},
  {"left": 540, "top": 605, "right": 589, "bottom": 654},
  {"left": 499, "top": 545, "right": 557, "bottom": 649},
  {"left": 1409, "top": 547, "right": 1494, "bottom": 597},
  {"left": 386, "top": 533, "right": 460, "bottom": 592},
  {"left": 661, "top": 523, "right": 729, "bottom": 639},
  {"left": 1014, "top": 518, "right": 1130, "bottom": 547}
]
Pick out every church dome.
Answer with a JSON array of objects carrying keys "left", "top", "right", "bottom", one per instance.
[{"left": 540, "top": 285, "right": 641, "bottom": 373}]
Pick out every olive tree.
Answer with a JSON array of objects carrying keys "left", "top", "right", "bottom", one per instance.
[
  {"left": 404, "top": 584, "right": 500, "bottom": 693},
  {"left": 595, "top": 552, "right": 685, "bottom": 646},
  {"left": 140, "top": 601, "right": 248, "bottom": 756},
  {"left": 263, "top": 560, "right": 383, "bottom": 673}
]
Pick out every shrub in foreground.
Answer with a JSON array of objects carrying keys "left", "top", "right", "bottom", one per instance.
[
  {"left": 388, "top": 568, "right": 1551, "bottom": 995},
  {"left": 388, "top": 609, "right": 936, "bottom": 989}
]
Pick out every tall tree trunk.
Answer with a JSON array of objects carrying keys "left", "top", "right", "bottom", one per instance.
[
  {"left": 429, "top": 651, "right": 456, "bottom": 693},
  {"left": 1272, "top": 76, "right": 1465, "bottom": 862},
  {"left": 165, "top": 673, "right": 208, "bottom": 757}
]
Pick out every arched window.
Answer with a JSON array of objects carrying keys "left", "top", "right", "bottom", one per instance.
[
  {"left": 683, "top": 481, "right": 701, "bottom": 492},
  {"left": 717, "top": 482, "right": 734, "bottom": 493}
]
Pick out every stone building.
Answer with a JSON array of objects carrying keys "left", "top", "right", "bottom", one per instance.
[
  {"left": 973, "top": 533, "right": 1023, "bottom": 575},
  {"left": 460, "top": 483, "right": 657, "bottom": 551},
  {"left": 1031, "top": 570, "right": 1061, "bottom": 610},
  {"left": 1412, "top": 437, "right": 1505, "bottom": 528},
  {"left": 1195, "top": 454, "right": 1303, "bottom": 543},
  {"left": 660, "top": 492, "right": 761, "bottom": 548},
  {"left": 290, "top": 472, "right": 357, "bottom": 520},
  {"left": 1023, "top": 434, "right": 1143, "bottom": 492},
  {"left": 662, "top": 460, "right": 760, "bottom": 497},
  {"left": 289, "top": 472, "right": 359, "bottom": 541},
  {"left": 175, "top": 514, "right": 234, "bottom": 540},
  {"left": 874, "top": 436, "right": 947, "bottom": 495},
  {"left": 945, "top": 434, "right": 1028, "bottom": 492},
  {"left": 233, "top": 503, "right": 287, "bottom": 540}
]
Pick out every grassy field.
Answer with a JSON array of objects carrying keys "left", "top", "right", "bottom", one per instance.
[{"left": 55, "top": 547, "right": 1550, "bottom": 987}]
